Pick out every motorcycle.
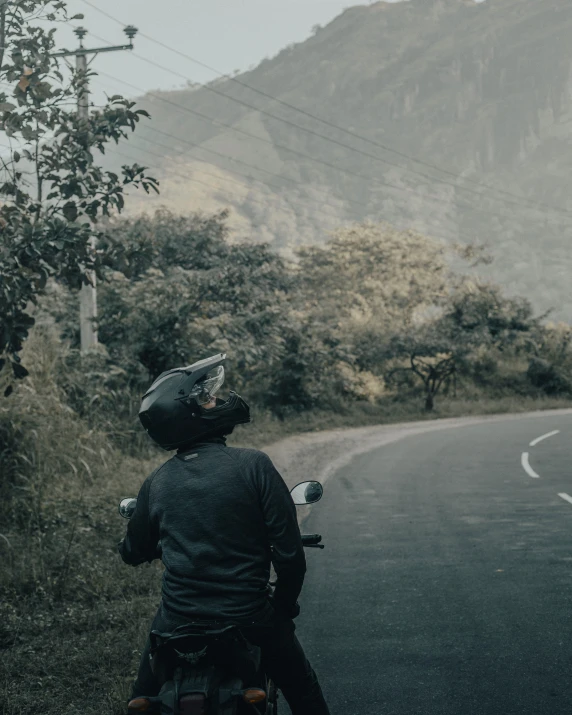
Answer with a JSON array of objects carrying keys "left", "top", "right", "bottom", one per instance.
[{"left": 118, "top": 480, "right": 325, "bottom": 714}]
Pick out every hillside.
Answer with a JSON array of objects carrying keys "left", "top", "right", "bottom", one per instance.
[{"left": 102, "top": 0, "right": 572, "bottom": 319}]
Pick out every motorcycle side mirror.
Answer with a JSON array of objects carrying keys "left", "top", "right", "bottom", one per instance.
[
  {"left": 290, "top": 481, "right": 323, "bottom": 505},
  {"left": 118, "top": 497, "right": 137, "bottom": 519}
]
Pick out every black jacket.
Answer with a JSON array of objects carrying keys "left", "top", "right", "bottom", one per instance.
[{"left": 118, "top": 438, "right": 306, "bottom": 621}]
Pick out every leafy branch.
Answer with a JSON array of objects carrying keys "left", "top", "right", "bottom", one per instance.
[{"left": 0, "top": 0, "right": 159, "bottom": 395}]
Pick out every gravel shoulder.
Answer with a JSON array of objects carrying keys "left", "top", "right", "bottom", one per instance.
[{"left": 261, "top": 407, "right": 572, "bottom": 524}]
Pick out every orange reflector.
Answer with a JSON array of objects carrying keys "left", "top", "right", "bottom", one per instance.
[
  {"left": 243, "top": 688, "right": 266, "bottom": 704},
  {"left": 127, "top": 698, "right": 152, "bottom": 712}
]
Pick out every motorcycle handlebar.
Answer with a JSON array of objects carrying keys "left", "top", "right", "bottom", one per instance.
[{"left": 301, "top": 533, "right": 322, "bottom": 546}]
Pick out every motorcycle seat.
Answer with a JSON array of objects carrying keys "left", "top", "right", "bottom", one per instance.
[
  {"left": 149, "top": 622, "right": 262, "bottom": 684},
  {"left": 151, "top": 622, "right": 239, "bottom": 641}
]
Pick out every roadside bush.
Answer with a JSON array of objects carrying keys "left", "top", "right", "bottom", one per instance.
[
  {"left": 527, "top": 357, "right": 572, "bottom": 396},
  {"left": 468, "top": 350, "right": 499, "bottom": 387},
  {"left": 0, "top": 323, "right": 116, "bottom": 574},
  {"left": 29, "top": 286, "right": 158, "bottom": 457}
]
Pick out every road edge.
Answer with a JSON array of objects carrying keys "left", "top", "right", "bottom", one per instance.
[{"left": 261, "top": 408, "right": 572, "bottom": 523}]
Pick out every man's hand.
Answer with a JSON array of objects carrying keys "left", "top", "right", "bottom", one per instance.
[
  {"left": 118, "top": 470, "right": 161, "bottom": 566},
  {"left": 269, "top": 595, "right": 301, "bottom": 620}
]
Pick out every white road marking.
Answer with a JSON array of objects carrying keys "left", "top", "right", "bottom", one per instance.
[
  {"left": 558, "top": 493, "right": 572, "bottom": 505},
  {"left": 521, "top": 452, "right": 540, "bottom": 478},
  {"left": 529, "top": 430, "right": 560, "bottom": 447}
]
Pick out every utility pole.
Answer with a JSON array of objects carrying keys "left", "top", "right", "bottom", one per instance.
[{"left": 50, "top": 25, "right": 138, "bottom": 355}]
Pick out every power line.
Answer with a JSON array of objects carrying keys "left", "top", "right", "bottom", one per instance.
[
  {"left": 93, "top": 66, "right": 561, "bottom": 231},
  {"left": 86, "top": 82, "right": 376, "bottom": 223},
  {"left": 77, "top": 0, "right": 572, "bottom": 220},
  {"left": 0, "top": 113, "right": 478, "bottom": 245},
  {"left": 0, "top": 77, "right": 419, "bottom": 226},
  {"left": 94, "top": 78, "right": 466, "bottom": 226},
  {"left": 134, "top": 133, "right": 369, "bottom": 220},
  {"left": 94, "top": 69, "right": 449, "bottom": 207},
  {"left": 135, "top": 124, "right": 500, "bottom": 241},
  {"left": 144, "top": 125, "right": 372, "bottom": 209},
  {"left": 109, "top": 141, "right": 363, "bottom": 226},
  {"left": 88, "top": 77, "right": 375, "bottom": 216},
  {"left": 0, "top": 132, "right": 469, "bottom": 245},
  {"left": 110, "top": 141, "right": 472, "bottom": 247},
  {"left": 89, "top": 78, "right": 494, "bottom": 244},
  {"left": 116, "top": 135, "right": 368, "bottom": 223},
  {"left": 76, "top": 24, "right": 572, "bottom": 228},
  {"left": 126, "top": 50, "right": 562, "bottom": 218},
  {"left": 89, "top": 65, "right": 524, "bottom": 229},
  {"left": 3, "top": 32, "right": 562, "bottom": 235},
  {"left": 0, "top": 128, "right": 478, "bottom": 246}
]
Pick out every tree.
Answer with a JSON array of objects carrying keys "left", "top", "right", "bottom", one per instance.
[
  {"left": 295, "top": 222, "right": 492, "bottom": 389},
  {"left": 527, "top": 357, "right": 572, "bottom": 396},
  {"left": 264, "top": 329, "right": 316, "bottom": 419},
  {"left": 386, "top": 329, "right": 457, "bottom": 411},
  {"left": 89, "top": 209, "right": 292, "bottom": 400},
  {"left": 0, "top": 0, "right": 158, "bottom": 396},
  {"left": 45, "top": 208, "right": 387, "bottom": 418},
  {"left": 446, "top": 280, "right": 540, "bottom": 353},
  {"left": 385, "top": 280, "right": 540, "bottom": 410},
  {"left": 523, "top": 321, "right": 572, "bottom": 396},
  {"left": 296, "top": 222, "right": 452, "bottom": 333}
]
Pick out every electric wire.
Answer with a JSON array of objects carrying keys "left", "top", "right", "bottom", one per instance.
[
  {"left": 118, "top": 140, "right": 367, "bottom": 224},
  {"left": 74, "top": 24, "right": 571, "bottom": 228},
  {"left": 1, "top": 17, "right": 559, "bottom": 242},
  {"left": 109, "top": 141, "right": 363, "bottom": 228},
  {"left": 95, "top": 134, "right": 484, "bottom": 248},
  {"left": 93, "top": 65, "right": 567, "bottom": 231},
  {"left": 0, "top": 78, "right": 373, "bottom": 225},
  {"left": 0, "top": 49, "right": 502, "bottom": 237},
  {"left": 0, "top": 111, "right": 478, "bottom": 244},
  {"left": 78, "top": 0, "right": 572, "bottom": 219},
  {"left": 134, "top": 123, "right": 500, "bottom": 243},
  {"left": 87, "top": 76, "right": 376, "bottom": 215},
  {"left": 95, "top": 68, "right": 457, "bottom": 207},
  {"left": 131, "top": 132, "right": 370, "bottom": 220},
  {"left": 92, "top": 80, "right": 488, "bottom": 233},
  {"left": 93, "top": 78, "right": 488, "bottom": 242},
  {"left": 0, "top": 131, "right": 365, "bottom": 224},
  {"left": 125, "top": 49, "right": 566, "bottom": 217},
  {"left": 85, "top": 81, "right": 380, "bottom": 223}
]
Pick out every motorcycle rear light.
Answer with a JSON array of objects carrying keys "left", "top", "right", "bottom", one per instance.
[
  {"left": 179, "top": 693, "right": 206, "bottom": 714},
  {"left": 243, "top": 688, "right": 266, "bottom": 704},
  {"left": 127, "top": 698, "right": 152, "bottom": 712}
]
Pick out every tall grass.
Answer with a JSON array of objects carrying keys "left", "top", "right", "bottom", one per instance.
[{"left": 0, "top": 324, "right": 166, "bottom": 714}]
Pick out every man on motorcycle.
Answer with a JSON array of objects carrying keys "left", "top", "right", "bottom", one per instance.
[{"left": 118, "top": 354, "right": 331, "bottom": 714}]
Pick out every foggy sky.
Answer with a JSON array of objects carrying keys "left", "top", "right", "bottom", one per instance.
[{"left": 57, "top": 0, "right": 404, "bottom": 106}]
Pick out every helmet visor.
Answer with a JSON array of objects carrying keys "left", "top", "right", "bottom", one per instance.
[{"left": 188, "top": 365, "right": 225, "bottom": 405}]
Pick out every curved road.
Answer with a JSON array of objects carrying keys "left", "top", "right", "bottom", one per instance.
[{"left": 285, "top": 412, "right": 572, "bottom": 715}]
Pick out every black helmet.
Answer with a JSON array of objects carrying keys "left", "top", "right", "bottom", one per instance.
[{"left": 138, "top": 353, "right": 250, "bottom": 451}]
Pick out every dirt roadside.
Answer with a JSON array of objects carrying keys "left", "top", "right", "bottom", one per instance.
[{"left": 261, "top": 407, "right": 572, "bottom": 525}]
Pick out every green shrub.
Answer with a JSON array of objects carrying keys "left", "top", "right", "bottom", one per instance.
[{"left": 527, "top": 357, "right": 572, "bottom": 396}]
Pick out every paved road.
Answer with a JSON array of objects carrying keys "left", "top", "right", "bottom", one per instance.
[{"left": 283, "top": 413, "right": 572, "bottom": 715}]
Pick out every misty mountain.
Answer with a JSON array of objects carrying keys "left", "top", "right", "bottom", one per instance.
[{"left": 102, "top": 0, "right": 572, "bottom": 319}]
